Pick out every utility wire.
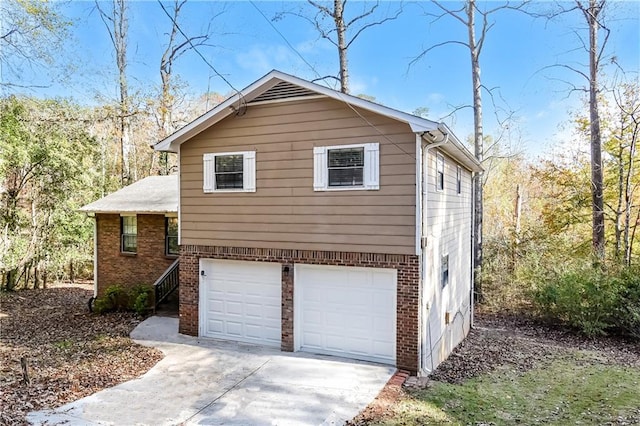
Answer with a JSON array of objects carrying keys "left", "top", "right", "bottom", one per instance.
[{"left": 249, "top": 1, "right": 417, "bottom": 160}]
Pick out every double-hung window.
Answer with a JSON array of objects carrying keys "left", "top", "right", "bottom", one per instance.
[
  {"left": 313, "top": 143, "right": 379, "bottom": 191},
  {"left": 165, "top": 216, "right": 178, "bottom": 256},
  {"left": 203, "top": 151, "right": 256, "bottom": 192},
  {"left": 121, "top": 215, "right": 137, "bottom": 254}
]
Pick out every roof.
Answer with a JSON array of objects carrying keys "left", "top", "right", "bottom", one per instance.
[
  {"left": 80, "top": 175, "right": 178, "bottom": 214},
  {"left": 153, "top": 70, "right": 482, "bottom": 172}
]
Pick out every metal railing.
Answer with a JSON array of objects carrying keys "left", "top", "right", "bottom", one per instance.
[{"left": 153, "top": 258, "right": 179, "bottom": 308}]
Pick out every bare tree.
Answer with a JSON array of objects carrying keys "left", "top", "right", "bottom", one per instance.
[
  {"left": 532, "top": 0, "right": 612, "bottom": 260},
  {"left": 582, "top": 0, "right": 607, "bottom": 260},
  {"left": 277, "top": 1, "right": 402, "bottom": 93},
  {"left": 412, "top": 0, "right": 527, "bottom": 302},
  {"left": 155, "top": 0, "right": 221, "bottom": 175},
  {"left": 95, "top": 0, "right": 133, "bottom": 185}
]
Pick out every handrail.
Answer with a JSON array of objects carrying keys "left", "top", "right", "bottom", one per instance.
[{"left": 153, "top": 258, "right": 179, "bottom": 308}]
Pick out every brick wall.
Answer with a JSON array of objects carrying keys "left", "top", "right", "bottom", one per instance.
[
  {"left": 96, "top": 214, "right": 176, "bottom": 295},
  {"left": 178, "top": 245, "right": 420, "bottom": 373}
]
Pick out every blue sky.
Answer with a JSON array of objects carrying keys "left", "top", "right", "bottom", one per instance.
[{"left": 7, "top": 1, "right": 640, "bottom": 155}]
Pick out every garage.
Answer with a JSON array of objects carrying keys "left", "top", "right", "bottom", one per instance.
[
  {"left": 199, "top": 259, "right": 281, "bottom": 347},
  {"left": 295, "top": 264, "right": 397, "bottom": 364}
]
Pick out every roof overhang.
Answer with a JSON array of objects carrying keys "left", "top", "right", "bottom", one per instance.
[{"left": 152, "top": 69, "right": 482, "bottom": 172}]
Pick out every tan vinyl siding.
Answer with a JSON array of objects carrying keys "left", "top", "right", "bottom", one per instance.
[{"left": 179, "top": 97, "right": 417, "bottom": 254}]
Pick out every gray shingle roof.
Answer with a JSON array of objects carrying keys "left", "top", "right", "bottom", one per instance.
[{"left": 80, "top": 175, "right": 178, "bottom": 214}]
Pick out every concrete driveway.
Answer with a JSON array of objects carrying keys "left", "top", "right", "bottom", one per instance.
[{"left": 27, "top": 316, "right": 395, "bottom": 425}]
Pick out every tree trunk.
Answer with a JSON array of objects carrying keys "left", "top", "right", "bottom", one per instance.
[
  {"left": 468, "top": 0, "right": 484, "bottom": 302},
  {"left": 587, "top": 0, "right": 605, "bottom": 260},
  {"left": 334, "top": 0, "right": 349, "bottom": 93}
]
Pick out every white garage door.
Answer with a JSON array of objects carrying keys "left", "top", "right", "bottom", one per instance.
[
  {"left": 295, "top": 264, "right": 396, "bottom": 364},
  {"left": 200, "top": 259, "right": 281, "bottom": 347}
]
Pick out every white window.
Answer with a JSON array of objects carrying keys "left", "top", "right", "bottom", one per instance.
[
  {"left": 121, "top": 215, "right": 137, "bottom": 254},
  {"left": 203, "top": 151, "right": 256, "bottom": 193},
  {"left": 436, "top": 152, "right": 444, "bottom": 191},
  {"left": 441, "top": 254, "right": 449, "bottom": 288},
  {"left": 456, "top": 165, "right": 462, "bottom": 195},
  {"left": 313, "top": 143, "right": 379, "bottom": 191}
]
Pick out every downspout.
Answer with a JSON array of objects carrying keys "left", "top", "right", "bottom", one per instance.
[{"left": 418, "top": 131, "right": 449, "bottom": 375}]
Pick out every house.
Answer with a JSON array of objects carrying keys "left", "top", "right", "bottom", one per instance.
[
  {"left": 151, "top": 70, "right": 482, "bottom": 374},
  {"left": 80, "top": 175, "right": 179, "bottom": 300}
]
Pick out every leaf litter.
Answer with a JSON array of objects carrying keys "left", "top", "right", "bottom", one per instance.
[{"left": 0, "top": 282, "right": 163, "bottom": 425}]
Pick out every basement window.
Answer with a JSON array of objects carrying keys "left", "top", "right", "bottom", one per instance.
[{"left": 121, "top": 215, "right": 137, "bottom": 254}]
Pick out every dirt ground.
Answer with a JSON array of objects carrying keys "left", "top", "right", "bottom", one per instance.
[
  {"left": 0, "top": 283, "right": 163, "bottom": 425},
  {"left": 349, "top": 311, "right": 640, "bottom": 425}
]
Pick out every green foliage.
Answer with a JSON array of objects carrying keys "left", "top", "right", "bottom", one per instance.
[
  {"left": 533, "top": 264, "right": 640, "bottom": 337},
  {"left": 93, "top": 284, "right": 154, "bottom": 316},
  {"left": 0, "top": 96, "right": 99, "bottom": 289}
]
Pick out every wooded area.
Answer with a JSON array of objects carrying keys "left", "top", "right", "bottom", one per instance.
[{"left": 1, "top": 0, "right": 638, "bottom": 337}]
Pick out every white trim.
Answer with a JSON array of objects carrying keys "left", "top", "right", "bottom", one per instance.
[
  {"left": 415, "top": 134, "right": 423, "bottom": 257},
  {"left": 93, "top": 217, "right": 97, "bottom": 298},
  {"left": 177, "top": 149, "right": 181, "bottom": 246},
  {"left": 198, "top": 259, "right": 205, "bottom": 336},
  {"left": 203, "top": 151, "right": 256, "bottom": 193},
  {"left": 313, "top": 142, "right": 379, "bottom": 191}
]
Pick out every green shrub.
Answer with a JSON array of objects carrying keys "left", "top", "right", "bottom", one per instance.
[
  {"left": 533, "top": 265, "right": 640, "bottom": 338},
  {"left": 93, "top": 284, "right": 154, "bottom": 315},
  {"left": 130, "top": 284, "right": 154, "bottom": 315}
]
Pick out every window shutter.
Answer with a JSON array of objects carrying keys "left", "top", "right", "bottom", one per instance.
[
  {"left": 364, "top": 143, "right": 380, "bottom": 190},
  {"left": 203, "top": 153, "right": 215, "bottom": 192},
  {"left": 313, "top": 146, "right": 327, "bottom": 191},
  {"left": 243, "top": 151, "right": 256, "bottom": 192}
]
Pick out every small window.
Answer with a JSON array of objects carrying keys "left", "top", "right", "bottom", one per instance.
[
  {"left": 436, "top": 152, "right": 444, "bottom": 191},
  {"left": 203, "top": 151, "right": 256, "bottom": 193},
  {"left": 456, "top": 165, "right": 462, "bottom": 195},
  {"left": 166, "top": 217, "right": 178, "bottom": 256},
  {"left": 441, "top": 254, "right": 449, "bottom": 288},
  {"left": 313, "top": 143, "right": 379, "bottom": 191},
  {"left": 215, "top": 154, "right": 243, "bottom": 189},
  {"left": 121, "top": 216, "right": 137, "bottom": 254},
  {"left": 328, "top": 147, "right": 364, "bottom": 187}
]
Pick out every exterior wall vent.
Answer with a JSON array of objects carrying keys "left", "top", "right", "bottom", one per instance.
[{"left": 250, "top": 81, "right": 318, "bottom": 103}]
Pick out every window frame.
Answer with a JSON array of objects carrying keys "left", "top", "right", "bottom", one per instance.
[
  {"left": 313, "top": 142, "right": 379, "bottom": 191},
  {"left": 456, "top": 165, "right": 462, "bottom": 195},
  {"left": 120, "top": 215, "right": 137, "bottom": 254},
  {"left": 165, "top": 216, "right": 179, "bottom": 256},
  {"left": 435, "top": 152, "right": 445, "bottom": 192},
  {"left": 203, "top": 151, "right": 256, "bottom": 193},
  {"left": 441, "top": 253, "right": 449, "bottom": 288}
]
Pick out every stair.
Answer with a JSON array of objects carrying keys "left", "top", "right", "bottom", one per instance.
[{"left": 153, "top": 259, "right": 179, "bottom": 309}]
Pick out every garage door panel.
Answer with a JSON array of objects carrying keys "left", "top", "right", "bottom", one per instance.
[
  {"left": 296, "top": 264, "right": 396, "bottom": 365},
  {"left": 201, "top": 260, "right": 282, "bottom": 347}
]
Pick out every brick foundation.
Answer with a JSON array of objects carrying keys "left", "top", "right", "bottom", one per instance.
[
  {"left": 96, "top": 214, "right": 176, "bottom": 296},
  {"left": 179, "top": 245, "right": 420, "bottom": 372}
]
